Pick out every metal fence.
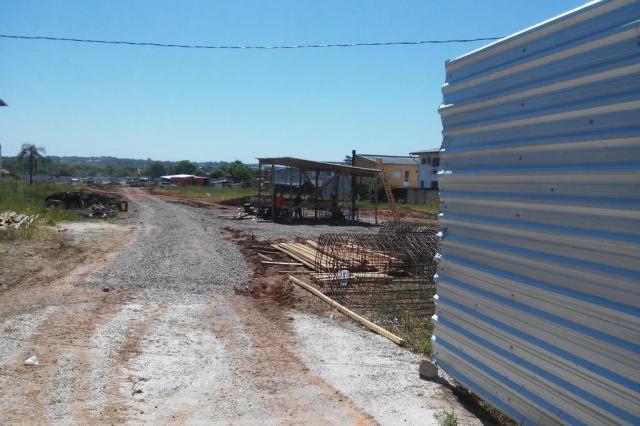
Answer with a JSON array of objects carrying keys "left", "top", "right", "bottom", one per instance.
[{"left": 434, "top": 0, "right": 640, "bottom": 424}]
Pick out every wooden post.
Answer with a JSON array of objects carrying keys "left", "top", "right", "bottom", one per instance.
[
  {"left": 351, "top": 149, "right": 356, "bottom": 222},
  {"left": 271, "top": 163, "right": 276, "bottom": 222},
  {"left": 257, "top": 160, "right": 262, "bottom": 208},
  {"left": 315, "top": 170, "right": 319, "bottom": 221},
  {"left": 289, "top": 275, "right": 405, "bottom": 346},
  {"left": 289, "top": 166, "right": 293, "bottom": 212},
  {"left": 374, "top": 174, "right": 379, "bottom": 225}
]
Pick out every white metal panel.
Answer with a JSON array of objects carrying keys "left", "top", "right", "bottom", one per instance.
[{"left": 434, "top": 1, "right": 640, "bottom": 424}]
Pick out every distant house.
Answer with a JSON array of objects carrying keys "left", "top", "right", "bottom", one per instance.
[
  {"left": 0, "top": 168, "right": 13, "bottom": 180},
  {"left": 410, "top": 149, "right": 440, "bottom": 189},
  {"left": 354, "top": 154, "right": 419, "bottom": 189},
  {"left": 160, "top": 174, "right": 208, "bottom": 186}
]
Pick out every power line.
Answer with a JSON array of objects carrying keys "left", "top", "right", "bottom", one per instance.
[{"left": 0, "top": 33, "right": 502, "bottom": 50}]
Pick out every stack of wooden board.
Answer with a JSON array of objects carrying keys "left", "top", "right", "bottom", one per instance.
[{"left": 270, "top": 241, "right": 319, "bottom": 269}]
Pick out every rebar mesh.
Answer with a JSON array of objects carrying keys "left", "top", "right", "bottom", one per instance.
[{"left": 313, "top": 222, "right": 439, "bottom": 314}]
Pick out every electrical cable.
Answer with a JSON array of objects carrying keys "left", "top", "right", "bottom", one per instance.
[{"left": 0, "top": 33, "right": 502, "bottom": 50}]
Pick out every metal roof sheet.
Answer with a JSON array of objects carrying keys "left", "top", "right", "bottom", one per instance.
[
  {"left": 356, "top": 154, "right": 419, "bottom": 166},
  {"left": 257, "top": 156, "right": 381, "bottom": 175},
  {"left": 435, "top": 0, "right": 640, "bottom": 424},
  {"left": 410, "top": 149, "right": 440, "bottom": 155}
]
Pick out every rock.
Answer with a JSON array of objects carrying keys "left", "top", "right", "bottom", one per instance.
[
  {"left": 419, "top": 359, "right": 438, "bottom": 380},
  {"left": 0, "top": 211, "right": 39, "bottom": 231},
  {"left": 24, "top": 354, "right": 39, "bottom": 366}
]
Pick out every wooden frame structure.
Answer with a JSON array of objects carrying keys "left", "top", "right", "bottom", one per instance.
[{"left": 256, "top": 157, "right": 381, "bottom": 223}]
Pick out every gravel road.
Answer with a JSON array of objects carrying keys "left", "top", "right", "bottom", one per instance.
[{"left": 0, "top": 189, "right": 481, "bottom": 425}]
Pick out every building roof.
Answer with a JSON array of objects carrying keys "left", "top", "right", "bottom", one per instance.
[
  {"left": 257, "top": 157, "right": 381, "bottom": 176},
  {"left": 0, "top": 168, "right": 12, "bottom": 175},
  {"left": 410, "top": 148, "right": 440, "bottom": 155},
  {"left": 0, "top": 98, "right": 7, "bottom": 107},
  {"left": 356, "top": 154, "right": 419, "bottom": 166},
  {"left": 161, "top": 174, "right": 207, "bottom": 179}
]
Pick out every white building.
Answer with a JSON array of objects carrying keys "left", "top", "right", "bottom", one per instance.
[{"left": 410, "top": 149, "right": 440, "bottom": 189}]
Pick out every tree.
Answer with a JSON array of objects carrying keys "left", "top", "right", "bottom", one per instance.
[
  {"left": 17, "top": 143, "right": 45, "bottom": 184},
  {"left": 173, "top": 160, "right": 197, "bottom": 175},
  {"left": 148, "top": 161, "right": 168, "bottom": 178},
  {"left": 226, "top": 160, "right": 255, "bottom": 187},
  {"left": 209, "top": 166, "right": 226, "bottom": 179},
  {"left": 343, "top": 155, "right": 353, "bottom": 165}
]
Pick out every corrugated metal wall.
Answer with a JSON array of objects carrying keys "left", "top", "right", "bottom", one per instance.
[{"left": 434, "top": 1, "right": 640, "bottom": 424}]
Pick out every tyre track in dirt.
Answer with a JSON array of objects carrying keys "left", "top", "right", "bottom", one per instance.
[{"left": 0, "top": 189, "right": 482, "bottom": 424}]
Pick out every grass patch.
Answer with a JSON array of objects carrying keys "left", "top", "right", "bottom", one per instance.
[
  {"left": 153, "top": 186, "right": 256, "bottom": 202},
  {"left": 0, "top": 181, "right": 81, "bottom": 236},
  {"left": 441, "top": 410, "right": 458, "bottom": 426},
  {"left": 370, "top": 308, "right": 433, "bottom": 356}
]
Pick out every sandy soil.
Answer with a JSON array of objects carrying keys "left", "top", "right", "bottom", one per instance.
[{"left": 0, "top": 189, "right": 482, "bottom": 425}]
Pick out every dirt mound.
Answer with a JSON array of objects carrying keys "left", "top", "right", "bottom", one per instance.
[{"left": 224, "top": 229, "right": 295, "bottom": 304}]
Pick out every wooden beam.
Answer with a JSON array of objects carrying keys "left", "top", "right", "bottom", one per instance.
[
  {"left": 256, "top": 252, "right": 273, "bottom": 261},
  {"left": 289, "top": 275, "right": 405, "bottom": 346}
]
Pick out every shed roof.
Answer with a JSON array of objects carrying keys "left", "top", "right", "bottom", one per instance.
[
  {"left": 257, "top": 157, "right": 381, "bottom": 176},
  {"left": 356, "top": 154, "right": 419, "bottom": 166},
  {"left": 161, "top": 174, "right": 207, "bottom": 179},
  {"left": 410, "top": 148, "right": 440, "bottom": 155}
]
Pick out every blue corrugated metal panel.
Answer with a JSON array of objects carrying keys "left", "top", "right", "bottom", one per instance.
[{"left": 434, "top": 1, "right": 640, "bottom": 424}]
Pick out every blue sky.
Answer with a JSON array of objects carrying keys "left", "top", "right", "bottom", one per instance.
[{"left": 1, "top": 0, "right": 586, "bottom": 163}]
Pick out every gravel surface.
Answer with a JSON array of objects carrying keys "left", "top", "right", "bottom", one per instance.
[
  {"left": 81, "top": 193, "right": 249, "bottom": 299},
  {"left": 0, "top": 190, "right": 482, "bottom": 425},
  {"left": 211, "top": 208, "right": 379, "bottom": 241}
]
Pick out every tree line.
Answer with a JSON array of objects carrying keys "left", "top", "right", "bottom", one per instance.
[{"left": 2, "top": 145, "right": 257, "bottom": 187}]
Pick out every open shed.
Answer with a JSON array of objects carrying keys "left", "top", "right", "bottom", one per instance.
[{"left": 256, "top": 157, "right": 381, "bottom": 223}]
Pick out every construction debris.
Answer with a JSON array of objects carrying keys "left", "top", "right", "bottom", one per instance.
[
  {"left": 273, "top": 223, "right": 439, "bottom": 315},
  {"left": 45, "top": 190, "right": 127, "bottom": 213},
  {"left": 0, "top": 211, "right": 39, "bottom": 230},
  {"left": 81, "top": 204, "right": 116, "bottom": 219},
  {"left": 289, "top": 275, "right": 405, "bottom": 346}
]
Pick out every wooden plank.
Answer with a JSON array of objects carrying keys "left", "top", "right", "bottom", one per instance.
[
  {"left": 271, "top": 244, "right": 316, "bottom": 270},
  {"left": 289, "top": 275, "right": 405, "bottom": 346},
  {"left": 261, "top": 261, "right": 304, "bottom": 266},
  {"left": 256, "top": 252, "right": 273, "bottom": 261}
]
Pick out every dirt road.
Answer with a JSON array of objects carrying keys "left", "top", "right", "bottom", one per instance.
[{"left": 0, "top": 190, "right": 481, "bottom": 425}]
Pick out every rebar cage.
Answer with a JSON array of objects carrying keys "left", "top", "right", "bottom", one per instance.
[{"left": 313, "top": 222, "right": 439, "bottom": 314}]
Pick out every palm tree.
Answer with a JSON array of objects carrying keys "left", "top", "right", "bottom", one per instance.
[{"left": 17, "top": 144, "right": 45, "bottom": 184}]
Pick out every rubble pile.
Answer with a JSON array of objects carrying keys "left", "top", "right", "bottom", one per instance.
[
  {"left": 0, "top": 211, "right": 39, "bottom": 230},
  {"left": 45, "top": 190, "right": 124, "bottom": 219},
  {"left": 81, "top": 204, "right": 116, "bottom": 219},
  {"left": 45, "top": 190, "right": 118, "bottom": 210}
]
